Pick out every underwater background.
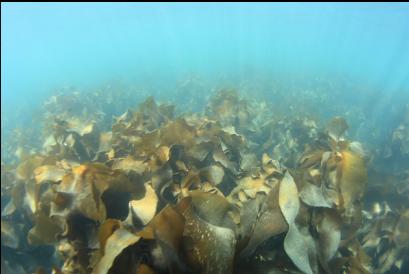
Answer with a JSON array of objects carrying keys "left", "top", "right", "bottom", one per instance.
[{"left": 1, "top": 3, "right": 409, "bottom": 274}]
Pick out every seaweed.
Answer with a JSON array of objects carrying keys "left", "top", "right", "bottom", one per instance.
[{"left": 1, "top": 89, "right": 408, "bottom": 274}]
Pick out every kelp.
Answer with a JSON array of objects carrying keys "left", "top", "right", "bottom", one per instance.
[
  {"left": 326, "top": 117, "right": 348, "bottom": 141},
  {"left": 279, "top": 171, "right": 315, "bottom": 274},
  {"left": 126, "top": 183, "right": 158, "bottom": 226},
  {"left": 1, "top": 90, "right": 408, "bottom": 274},
  {"left": 182, "top": 203, "right": 236, "bottom": 274},
  {"left": 94, "top": 228, "right": 141, "bottom": 274}
]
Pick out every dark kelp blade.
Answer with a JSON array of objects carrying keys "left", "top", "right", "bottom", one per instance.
[{"left": 326, "top": 117, "right": 349, "bottom": 141}]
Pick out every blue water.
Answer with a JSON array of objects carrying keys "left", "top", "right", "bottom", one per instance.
[{"left": 2, "top": 3, "right": 409, "bottom": 109}]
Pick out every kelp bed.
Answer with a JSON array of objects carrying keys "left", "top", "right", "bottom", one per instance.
[{"left": 1, "top": 89, "right": 408, "bottom": 274}]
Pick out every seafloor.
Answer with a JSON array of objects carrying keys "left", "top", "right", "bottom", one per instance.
[{"left": 1, "top": 79, "right": 408, "bottom": 274}]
